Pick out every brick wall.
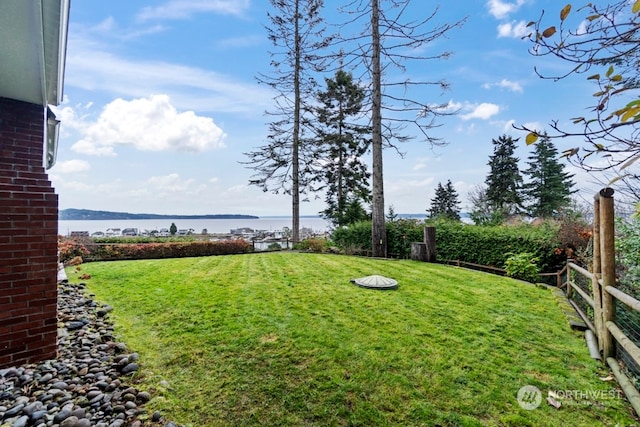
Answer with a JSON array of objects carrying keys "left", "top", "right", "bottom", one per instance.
[{"left": 0, "top": 97, "right": 58, "bottom": 368}]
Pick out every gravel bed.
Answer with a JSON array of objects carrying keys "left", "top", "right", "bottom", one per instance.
[{"left": 0, "top": 281, "right": 180, "bottom": 427}]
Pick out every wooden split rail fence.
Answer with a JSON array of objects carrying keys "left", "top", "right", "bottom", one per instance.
[{"left": 561, "top": 189, "right": 640, "bottom": 414}]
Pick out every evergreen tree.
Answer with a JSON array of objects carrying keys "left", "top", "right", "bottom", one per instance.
[
  {"left": 341, "top": 198, "right": 370, "bottom": 226},
  {"left": 485, "top": 135, "right": 524, "bottom": 218},
  {"left": 243, "top": 0, "right": 328, "bottom": 242},
  {"left": 386, "top": 205, "right": 398, "bottom": 222},
  {"left": 522, "top": 134, "right": 576, "bottom": 218},
  {"left": 169, "top": 222, "right": 177, "bottom": 236},
  {"left": 428, "top": 180, "right": 461, "bottom": 221},
  {"left": 314, "top": 70, "right": 371, "bottom": 227}
]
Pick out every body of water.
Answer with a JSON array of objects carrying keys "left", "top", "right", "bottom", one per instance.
[{"left": 58, "top": 217, "right": 330, "bottom": 236}]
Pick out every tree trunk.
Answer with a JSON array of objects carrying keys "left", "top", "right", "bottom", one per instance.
[
  {"left": 291, "top": 0, "right": 301, "bottom": 243},
  {"left": 411, "top": 243, "right": 427, "bottom": 261},
  {"left": 424, "top": 226, "right": 436, "bottom": 262},
  {"left": 370, "top": 0, "right": 386, "bottom": 258}
]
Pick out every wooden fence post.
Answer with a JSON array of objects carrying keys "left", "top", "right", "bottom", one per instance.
[
  {"left": 600, "top": 188, "right": 616, "bottom": 359},
  {"left": 566, "top": 259, "right": 574, "bottom": 299},
  {"left": 592, "top": 193, "right": 604, "bottom": 352},
  {"left": 410, "top": 242, "right": 428, "bottom": 262},
  {"left": 423, "top": 227, "right": 436, "bottom": 262}
]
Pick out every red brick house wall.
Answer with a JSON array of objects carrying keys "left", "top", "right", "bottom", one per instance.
[{"left": 0, "top": 97, "right": 58, "bottom": 367}]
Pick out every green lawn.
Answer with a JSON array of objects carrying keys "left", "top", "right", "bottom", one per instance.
[{"left": 68, "top": 252, "right": 636, "bottom": 426}]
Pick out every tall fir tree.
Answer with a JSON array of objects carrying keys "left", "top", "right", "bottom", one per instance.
[
  {"left": 485, "top": 135, "right": 524, "bottom": 217},
  {"left": 243, "top": 0, "right": 328, "bottom": 243},
  {"left": 428, "top": 180, "right": 461, "bottom": 221},
  {"left": 522, "top": 133, "right": 576, "bottom": 218},
  {"left": 313, "top": 70, "right": 371, "bottom": 227}
]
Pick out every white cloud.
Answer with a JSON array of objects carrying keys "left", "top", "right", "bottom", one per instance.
[
  {"left": 137, "top": 0, "right": 250, "bottom": 21},
  {"left": 502, "top": 119, "right": 516, "bottom": 133},
  {"left": 387, "top": 177, "right": 435, "bottom": 202},
  {"left": 214, "top": 35, "right": 263, "bottom": 50},
  {"left": 71, "top": 95, "right": 226, "bottom": 156},
  {"left": 52, "top": 177, "right": 93, "bottom": 191},
  {"left": 51, "top": 159, "right": 91, "bottom": 174},
  {"left": 490, "top": 119, "right": 542, "bottom": 134},
  {"left": 78, "top": 16, "right": 166, "bottom": 42},
  {"left": 497, "top": 20, "right": 529, "bottom": 38},
  {"left": 486, "top": 0, "right": 527, "bottom": 19},
  {"left": 146, "top": 173, "right": 204, "bottom": 195},
  {"left": 95, "top": 17, "right": 116, "bottom": 32},
  {"left": 71, "top": 141, "right": 117, "bottom": 157},
  {"left": 412, "top": 157, "right": 439, "bottom": 172},
  {"left": 430, "top": 100, "right": 462, "bottom": 114},
  {"left": 455, "top": 122, "right": 478, "bottom": 134},
  {"left": 65, "top": 38, "right": 273, "bottom": 114},
  {"left": 460, "top": 103, "right": 501, "bottom": 120},
  {"left": 483, "top": 79, "right": 523, "bottom": 93},
  {"left": 577, "top": 20, "right": 588, "bottom": 36},
  {"left": 521, "top": 121, "right": 544, "bottom": 133},
  {"left": 52, "top": 104, "right": 91, "bottom": 134}
]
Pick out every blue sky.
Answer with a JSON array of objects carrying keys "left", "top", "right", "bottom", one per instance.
[{"left": 50, "top": 0, "right": 602, "bottom": 216}]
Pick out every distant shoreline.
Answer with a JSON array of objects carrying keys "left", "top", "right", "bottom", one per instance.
[{"left": 59, "top": 208, "right": 259, "bottom": 221}]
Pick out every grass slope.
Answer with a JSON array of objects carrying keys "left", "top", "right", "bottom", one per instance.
[{"left": 68, "top": 252, "right": 636, "bottom": 426}]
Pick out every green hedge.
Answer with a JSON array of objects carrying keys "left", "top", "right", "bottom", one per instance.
[
  {"left": 331, "top": 219, "right": 566, "bottom": 273},
  {"left": 435, "top": 221, "right": 565, "bottom": 272},
  {"left": 60, "top": 238, "right": 252, "bottom": 262},
  {"left": 331, "top": 221, "right": 374, "bottom": 255}
]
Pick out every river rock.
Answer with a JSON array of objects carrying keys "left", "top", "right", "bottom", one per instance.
[{"left": 0, "top": 282, "right": 183, "bottom": 427}]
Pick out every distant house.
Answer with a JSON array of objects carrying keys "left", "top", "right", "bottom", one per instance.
[
  {"left": 0, "top": 0, "right": 70, "bottom": 368},
  {"left": 271, "top": 230, "right": 285, "bottom": 239},
  {"left": 70, "top": 231, "right": 90, "bottom": 237},
  {"left": 122, "top": 228, "right": 139, "bottom": 236},
  {"left": 106, "top": 228, "right": 122, "bottom": 237},
  {"left": 230, "top": 227, "right": 256, "bottom": 239}
]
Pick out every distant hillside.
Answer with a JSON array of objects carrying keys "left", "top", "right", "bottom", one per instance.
[{"left": 59, "top": 209, "right": 259, "bottom": 221}]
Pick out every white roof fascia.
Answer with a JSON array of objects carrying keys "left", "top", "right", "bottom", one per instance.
[
  {"left": 32, "top": 1, "right": 47, "bottom": 106},
  {"left": 42, "top": 0, "right": 70, "bottom": 106}
]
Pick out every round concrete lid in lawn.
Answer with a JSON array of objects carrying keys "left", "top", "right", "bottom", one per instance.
[{"left": 351, "top": 275, "right": 398, "bottom": 290}]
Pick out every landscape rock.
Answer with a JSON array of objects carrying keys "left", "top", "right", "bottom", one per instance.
[{"left": 0, "top": 281, "right": 184, "bottom": 427}]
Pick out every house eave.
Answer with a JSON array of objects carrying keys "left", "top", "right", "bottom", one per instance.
[{"left": 0, "top": 0, "right": 70, "bottom": 107}]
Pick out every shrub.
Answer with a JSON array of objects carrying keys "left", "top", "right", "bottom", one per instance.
[
  {"left": 616, "top": 217, "right": 640, "bottom": 297},
  {"left": 386, "top": 219, "right": 424, "bottom": 258},
  {"left": 58, "top": 237, "right": 91, "bottom": 262},
  {"left": 295, "top": 237, "right": 328, "bottom": 253},
  {"left": 504, "top": 252, "right": 540, "bottom": 283},
  {"left": 94, "top": 236, "right": 195, "bottom": 244},
  {"left": 554, "top": 213, "right": 592, "bottom": 266},
  {"left": 331, "top": 221, "right": 372, "bottom": 254},
  {"left": 85, "top": 240, "right": 252, "bottom": 261}
]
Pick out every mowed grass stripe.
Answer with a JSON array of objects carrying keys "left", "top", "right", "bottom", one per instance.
[{"left": 68, "top": 252, "right": 636, "bottom": 426}]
